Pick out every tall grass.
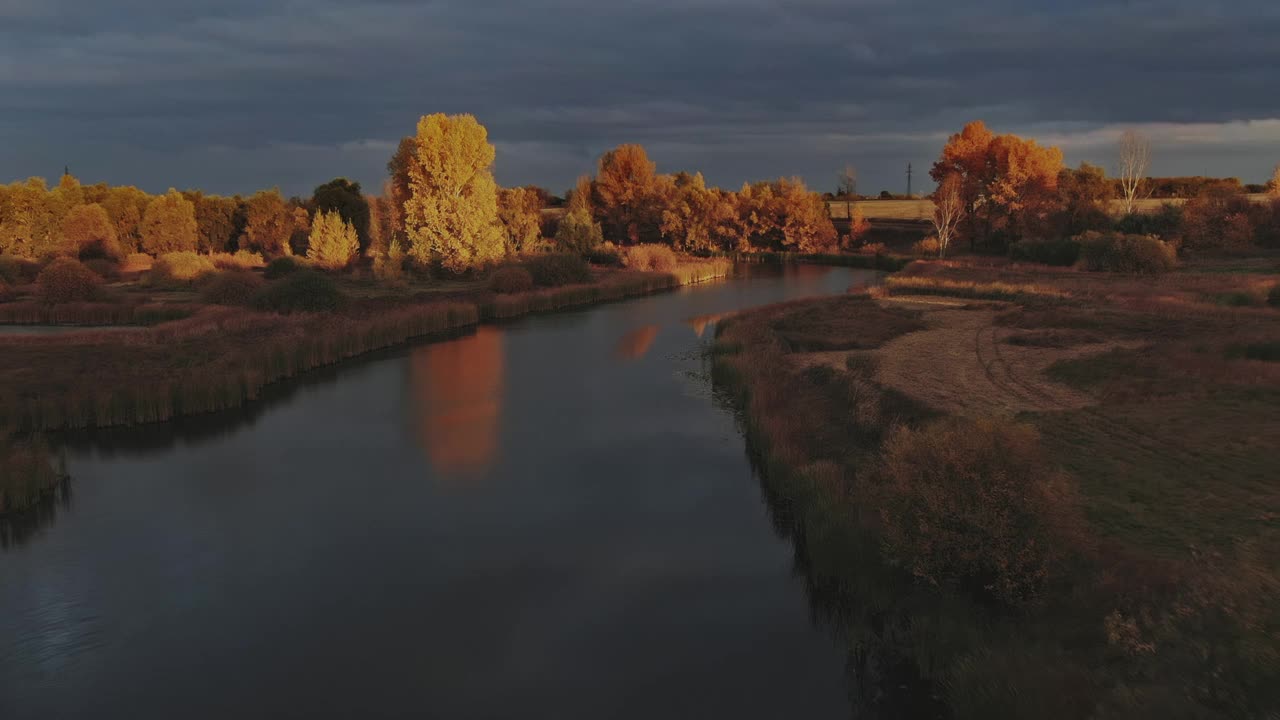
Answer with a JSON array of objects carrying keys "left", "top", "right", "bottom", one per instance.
[
  {"left": 0, "top": 301, "right": 196, "bottom": 325},
  {"left": 0, "top": 433, "right": 65, "bottom": 515},
  {"left": 883, "top": 275, "right": 1067, "bottom": 301}
]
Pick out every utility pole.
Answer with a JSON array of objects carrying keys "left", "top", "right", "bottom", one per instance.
[{"left": 906, "top": 163, "right": 913, "bottom": 198}]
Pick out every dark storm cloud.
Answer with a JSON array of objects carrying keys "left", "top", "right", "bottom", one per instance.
[{"left": 2, "top": 0, "right": 1278, "bottom": 196}]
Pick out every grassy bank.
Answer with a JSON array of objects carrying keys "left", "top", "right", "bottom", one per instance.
[
  {"left": 712, "top": 263, "right": 1280, "bottom": 718},
  {"left": 712, "top": 250, "right": 911, "bottom": 272},
  {"left": 0, "top": 259, "right": 730, "bottom": 432}
]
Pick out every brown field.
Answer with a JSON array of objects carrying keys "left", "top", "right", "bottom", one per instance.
[{"left": 830, "top": 193, "right": 1273, "bottom": 221}]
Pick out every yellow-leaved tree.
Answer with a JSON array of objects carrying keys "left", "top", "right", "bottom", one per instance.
[
  {"left": 307, "top": 209, "right": 359, "bottom": 269},
  {"left": 402, "top": 114, "right": 505, "bottom": 273}
]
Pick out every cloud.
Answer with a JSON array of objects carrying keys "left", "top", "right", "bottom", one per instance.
[{"left": 2, "top": 0, "right": 1278, "bottom": 195}]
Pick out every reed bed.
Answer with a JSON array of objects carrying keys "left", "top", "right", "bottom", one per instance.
[
  {"left": 0, "top": 433, "right": 65, "bottom": 515},
  {"left": 0, "top": 301, "right": 197, "bottom": 326},
  {"left": 483, "top": 260, "right": 730, "bottom": 320},
  {"left": 883, "top": 275, "right": 1068, "bottom": 301},
  {"left": 713, "top": 250, "right": 910, "bottom": 271}
]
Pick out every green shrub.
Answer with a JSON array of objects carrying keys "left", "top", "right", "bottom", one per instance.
[
  {"left": 1077, "top": 232, "right": 1176, "bottom": 274},
  {"left": 36, "top": 257, "right": 103, "bottom": 304},
  {"left": 489, "top": 265, "right": 534, "bottom": 294},
  {"left": 263, "top": 256, "right": 303, "bottom": 279},
  {"left": 555, "top": 206, "right": 604, "bottom": 253},
  {"left": 151, "top": 251, "right": 217, "bottom": 285},
  {"left": 252, "top": 270, "right": 346, "bottom": 313},
  {"left": 622, "top": 243, "right": 679, "bottom": 272},
  {"left": 1115, "top": 203, "right": 1183, "bottom": 239},
  {"left": 585, "top": 241, "right": 623, "bottom": 266},
  {"left": 876, "top": 417, "right": 1082, "bottom": 604},
  {"left": 81, "top": 258, "right": 121, "bottom": 281},
  {"left": 523, "top": 253, "right": 591, "bottom": 287},
  {"left": 1009, "top": 237, "right": 1081, "bottom": 267},
  {"left": 200, "top": 270, "right": 266, "bottom": 306}
]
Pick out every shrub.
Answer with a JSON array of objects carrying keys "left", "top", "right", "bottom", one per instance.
[
  {"left": 36, "top": 257, "right": 103, "bottom": 303},
  {"left": 252, "top": 270, "right": 346, "bottom": 313},
  {"left": 857, "top": 242, "right": 887, "bottom": 255},
  {"left": 911, "top": 236, "right": 941, "bottom": 258},
  {"left": 306, "top": 209, "right": 359, "bottom": 269},
  {"left": 876, "top": 418, "right": 1082, "bottom": 604},
  {"left": 1009, "top": 237, "right": 1081, "bottom": 267},
  {"left": 1115, "top": 203, "right": 1183, "bottom": 239},
  {"left": 210, "top": 250, "right": 265, "bottom": 271},
  {"left": 1269, "top": 284, "right": 1280, "bottom": 308},
  {"left": 81, "top": 258, "right": 121, "bottom": 281},
  {"left": 523, "top": 253, "right": 591, "bottom": 287},
  {"left": 0, "top": 255, "right": 38, "bottom": 284},
  {"left": 1076, "top": 232, "right": 1176, "bottom": 274},
  {"left": 585, "top": 241, "right": 623, "bottom": 266},
  {"left": 622, "top": 243, "right": 679, "bottom": 272},
  {"left": 263, "top": 256, "right": 304, "bottom": 279},
  {"left": 489, "top": 265, "right": 534, "bottom": 294},
  {"left": 199, "top": 270, "right": 265, "bottom": 306},
  {"left": 151, "top": 251, "right": 217, "bottom": 285},
  {"left": 121, "top": 253, "right": 154, "bottom": 273}
]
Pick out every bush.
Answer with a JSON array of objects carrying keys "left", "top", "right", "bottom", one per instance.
[
  {"left": 81, "top": 258, "right": 121, "bottom": 281},
  {"left": 523, "top": 253, "right": 591, "bottom": 287},
  {"left": 151, "top": 251, "right": 217, "bottom": 285},
  {"left": 252, "top": 270, "right": 346, "bottom": 313},
  {"left": 911, "top": 236, "right": 941, "bottom": 258},
  {"left": 263, "top": 256, "right": 304, "bottom": 279},
  {"left": 876, "top": 418, "right": 1082, "bottom": 604},
  {"left": 199, "top": 270, "right": 265, "bottom": 306},
  {"left": 622, "top": 244, "right": 679, "bottom": 272},
  {"left": 36, "top": 257, "right": 103, "bottom": 304},
  {"left": 121, "top": 253, "right": 154, "bottom": 273},
  {"left": 584, "top": 241, "right": 623, "bottom": 266},
  {"left": 856, "top": 242, "right": 887, "bottom": 256},
  {"left": 210, "top": 251, "right": 265, "bottom": 271},
  {"left": 1115, "top": 203, "right": 1183, "bottom": 239},
  {"left": 1269, "top": 284, "right": 1280, "bottom": 308},
  {"left": 1076, "top": 232, "right": 1176, "bottom": 274},
  {"left": 1009, "top": 237, "right": 1081, "bottom": 267},
  {"left": 489, "top": 265, "right": 534, "bottom": 294},
  {"left": 0, "top": 255, "right": 38, "bottom": 284}
]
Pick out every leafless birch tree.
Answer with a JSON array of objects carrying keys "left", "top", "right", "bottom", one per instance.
[
  {"left": 1118, "top": 130, "right": 1150, "bottom": 215},
  {"left": 932, "top": 175, "right": 963, "bottom": 259}
]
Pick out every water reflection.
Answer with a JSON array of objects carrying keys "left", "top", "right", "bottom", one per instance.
[
  {"left": 685, "top": 311, "right": 738, "bottom": 338},
  {"left": 614, "top": 325, "right": 659, "bottom": 360},
  {"left": 0, "top": 477, "right": 72, "bottom": 549},
  {"left": 409, "top": 326, "right": 504, "bottom": 479}
]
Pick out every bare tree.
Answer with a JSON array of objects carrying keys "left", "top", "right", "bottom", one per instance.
[
  {"left": 1118, "top": 130, "right": 1150, "bottom": 215},
  {"left": 932, "top": 175, "right": 963, "bottom": 259},
  {"left": 837, "top": 164, "right": 858, "bottom": 220}
]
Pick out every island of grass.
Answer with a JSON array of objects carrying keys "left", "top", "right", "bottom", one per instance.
[{"left": 712, "top": 255, "right": 1280, "bottom": 719}]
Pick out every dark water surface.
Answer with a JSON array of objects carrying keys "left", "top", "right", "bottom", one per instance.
[{"left": 1, "top": 265, "right": 873, "bottom": 719}]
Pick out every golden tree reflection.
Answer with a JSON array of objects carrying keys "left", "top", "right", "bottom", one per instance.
[
  {"left": 409, "top": 326, "right": 504, "bottom": 479},
  {"left": 614, "top": 325, "right": 659, "bottom": 360},
  {"left": 684, "top": 311, "right": 737, "bottom": 338}
]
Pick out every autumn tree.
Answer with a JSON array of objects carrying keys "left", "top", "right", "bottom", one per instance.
[
  {"left": 60, "top": 203, "right": 121, "bottom": 259},
  {"left": 307, "top": 209, "right": 359, "bottom": 269},
  {"left": 555, "top": 175, "right": 603, "bottom": 253},
  {"left": 0, "top": 178, "right": 58, "bottom": 257},
  {"left": 401, "top": 113, "right": 505, "bottom": 272},
  {"left": 844, "top": 204, "right": 871, "bottom": 249},
  {"left": 660, "top": 172, "right": 737, "bottom": 252},
  {"left": 182, "top": 191, "right": 239, "bottom": 253},
  {"left": 1056, "top": 163, "right": 1114, "bottom": 236},
  {"left": 594, "top": 144, "right": 662, "bottom": 244},
  {"left": 930, "top": 121, "right": 1064, "bottom": 247},
  {"left": 497, "top": 187, "right": 543, "bottom": 253},
  {"left": 312, "top": 178, "right": 370, "bottom": 252},
  {"left": 101, "top": 186, "right": 151, "bottom": 251},
  {"left": 140, "top": 189, "right": 198, "bottom": 254},
  {"left": 1118, "top": 130, "right": 1150, "bottom": 215},
  {"left": 1268, "top": 164, "right": 1280, "bottom": 196},
  {"left": 242, "top": 189, "right": 294, "bottom": 256},
  {"left": 931, "top": 175, "right": 963, "bottom": 259},
  {"left": 729, "top": 178, "right": 838, "bottom": 253}
]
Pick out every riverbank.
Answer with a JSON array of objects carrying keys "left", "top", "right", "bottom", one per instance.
[
  {"left": 0, "top": 260, "right": 729, "bottom": 433},
  {"left": 712, "top": 259, "right": 1279, "bottom": 719}
]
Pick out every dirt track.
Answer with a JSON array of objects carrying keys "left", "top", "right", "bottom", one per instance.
[{"left": 870, "top": 300, "right": 1144, "bottom": 417}]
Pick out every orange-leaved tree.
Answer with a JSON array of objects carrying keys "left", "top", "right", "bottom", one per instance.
[
  {"left": 402, "top": 113, "right": 505, "bottom": 272},
  {"left": 594, "top": 144, "right": 663, "bottom": 244},
  {"left": 140, "top": 189, "right": 198, "bottom": 254},
  {"left": 60, "top": 203, "right": 121, "bottom": 259}
]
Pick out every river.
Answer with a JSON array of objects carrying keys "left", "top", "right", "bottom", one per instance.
[{"left": 1, "top": 265, "right": 876, "bottom": 719}]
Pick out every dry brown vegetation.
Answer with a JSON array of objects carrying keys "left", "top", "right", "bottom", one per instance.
[{"left": 714, "top": 257, "right": 1280, "bottom": 718}]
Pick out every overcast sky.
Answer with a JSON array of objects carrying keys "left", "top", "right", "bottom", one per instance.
[{"left": 2, "top": 0, "right": 1278, "bottom": 197}]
